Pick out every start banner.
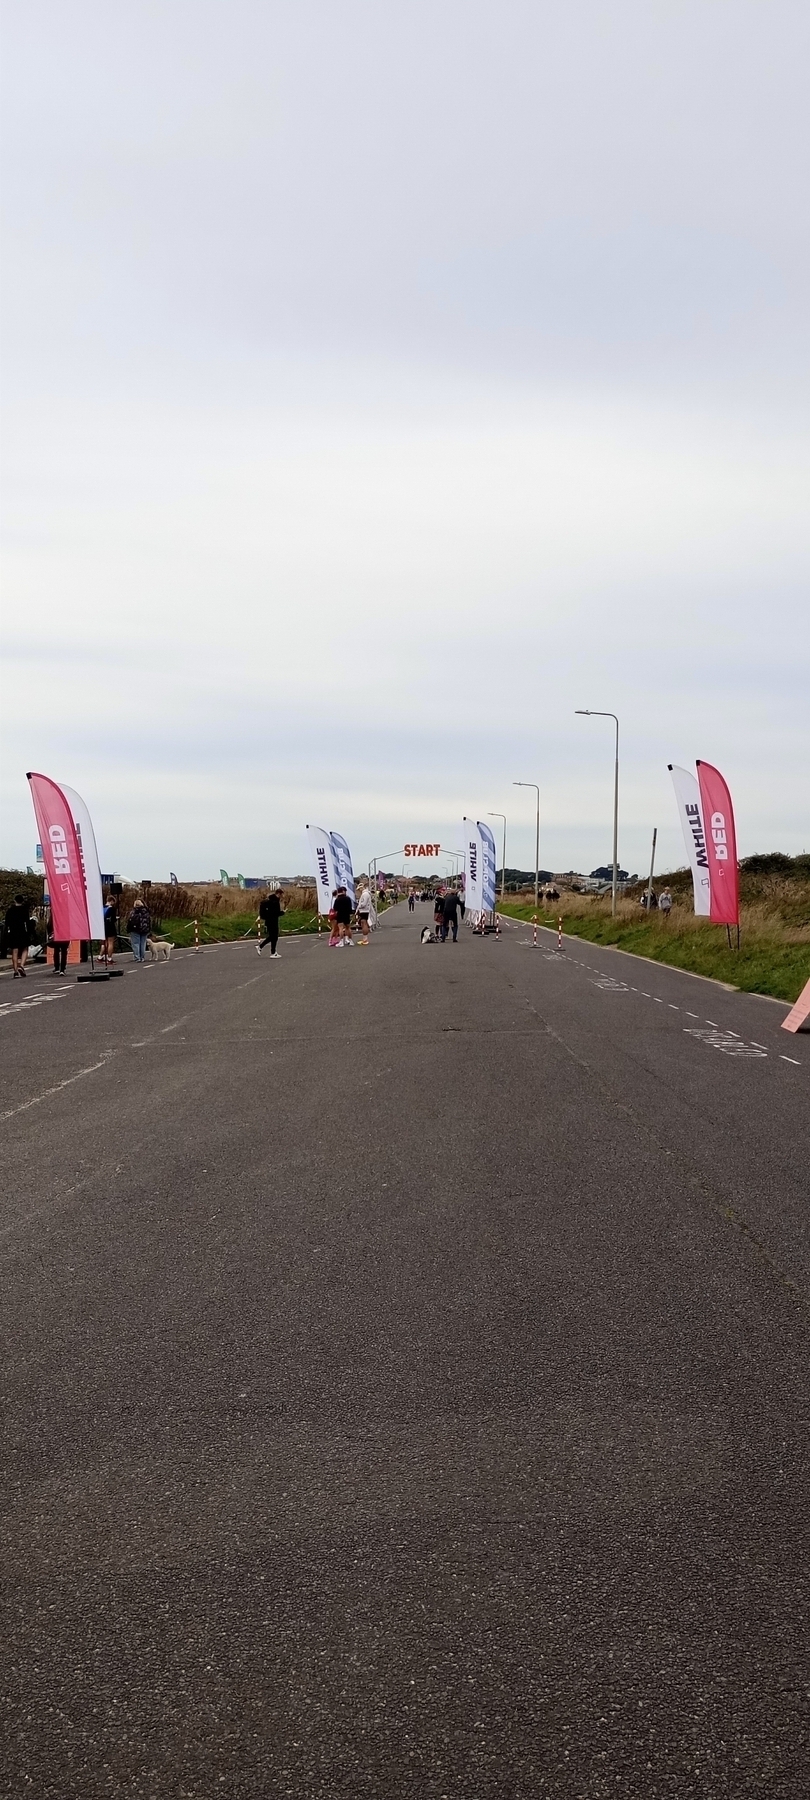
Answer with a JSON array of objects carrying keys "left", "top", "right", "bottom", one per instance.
[
  {"left": 670, "top": 761, "right": 739, "bottom": 924},
  {"left": 27, "top": 772, "right": 93, "bottom": 942},
  {"left": 668, "top": 764, "right": 711, "bottom": 916},
  {"left": 477, "top": 820, "right": 498, "bottom": 912},
  {"left": 330, "top": 832, "right": 355, "bottom": 906},
  {"left": 696, "top": 760, "right": 740, "bottom": 926},
  {"left": 306, "top": 824, "right": 339, "bottom": 914},
  {"left": 60, "top": 781, "right": 105, "bottom": 940}
]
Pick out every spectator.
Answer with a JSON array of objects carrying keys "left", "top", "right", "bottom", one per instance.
[
  {"left": 434, "top": 891, "right": 446, "bottom": 940},
  {"left": 102, "top": 896, "right": 118, "bottom": 964},
  {"left": 356, "top": 883, "right": 373, "bottom": 944},
  {"left": 127, "top": 897, "right": 151, "bottom": 963},
  {"left": 46, "top": 907, "right": 69, "bottom": 975},
  {"left": 5, "top": 893, "right": 32, "bottom": 978},
  {"left": 659, "top": 888, "right": 673, "bottom": 921},
  {"left": 333, "top": 886, "right": 354, "bottom": 946},
  {"left": 442, "top": 888, "right": 461, "bottom": 942}
]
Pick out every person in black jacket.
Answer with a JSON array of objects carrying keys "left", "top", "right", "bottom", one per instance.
[
  {"left": 442, "top": 889, "right": 461, "bottom": 942},
  {"left": 333, "top": 887, "right": 354, "bottom": 946},
  {"left": 127, "top": 900, "right": 151, "bottom": 962},
  {"left": 5, "top": 894, "right": 32, "bottom": 977},
  {"left": 257, "top": 889, "right": 284, "bottom": 957}
]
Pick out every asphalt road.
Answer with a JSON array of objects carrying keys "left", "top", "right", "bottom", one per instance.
[{"left": 2, "top": 911, "right": 809, "bottom": 1798}]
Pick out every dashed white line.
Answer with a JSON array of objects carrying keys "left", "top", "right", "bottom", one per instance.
[
  {"left": 668, "top": 1004, "right": 679, "bottom": 1011},
  {"left": 780, "top": 1055, "right": 802, "bottom": 1065},
  {"left": 0, "top": 1053, "right": 114, "bottom": 1123},
  {"left": 686, "top": 1011, "right": 699, "bottom": 1018}
]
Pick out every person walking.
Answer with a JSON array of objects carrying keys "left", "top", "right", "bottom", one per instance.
[
  {"left": 257, "top": 888, "right": 284, "bottom": 956},
  {"left": 356, "top": 882, "right": 372, "bottom": 944},
  {"left": 659, "top": 888, "right": 673, "bottom": 921},
  {"left": 46, "top": 907, "right": 69, "bottom": 975},
  {"left": 442, "top": 888, "right": 461, "bottom": 942},
  {"left": 333, "top": 886, "right": 354, "bottom": 945},
  {"left": 5, "top": 893, "right": 32, "bottom": 978},
  {"left": 434, "top": 891, "right": 446, "bottom": 941},
  {"left": 127, "top": 897, "right": 151, "bottom": 963},
  {"left": 407, "top": 890, "right": 415, "bottom": 912},
  {"left": 102, "top": 895, "right": 118, "bottom": 964}
]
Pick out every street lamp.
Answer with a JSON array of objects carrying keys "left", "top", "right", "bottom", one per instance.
[
  {"left": 575, "top": 710, "right": 620, "bottom": 917},
  {"left": 487, "top": 813, "right": 507, "bottom": 900},
  {"left": 512, "top": 783, "right": 540, "bottom": 922}
]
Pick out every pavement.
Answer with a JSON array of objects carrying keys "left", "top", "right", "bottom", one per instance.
[{"left": 1, "top": 910, "right": 809, "bottom": 1798}]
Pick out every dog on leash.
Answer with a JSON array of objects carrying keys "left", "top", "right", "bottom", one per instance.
[
  {"left": 146, "top": 937, "right": 172, "bottom": 961},
  {"left": 420, "top": 926, "right": 436, "bottom": 944}
]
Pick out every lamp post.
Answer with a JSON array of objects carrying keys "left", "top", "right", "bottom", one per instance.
[
  {"left": 488, "top": 813, "right": 507, "bottom": 900},
  {"left": 575, "top": 710, "right": 620, "bottom": 917},
  {"left": 513, "top": 783, "right": 540, "bottom": 923}
]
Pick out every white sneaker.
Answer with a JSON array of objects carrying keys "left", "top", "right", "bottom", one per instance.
[
  {"left": 256, "top": 945, "right": 262, "bottom": 955},
  {"left": 270, "top": 951, "right": 281, "bottom": 958}
]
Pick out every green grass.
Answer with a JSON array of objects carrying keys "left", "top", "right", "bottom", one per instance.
[
  {"left": 157, "top": 909, "right": 320, "bottom": 947},
  {"left": 497, "top": 902, "right": 810, "bottom": 1003}
]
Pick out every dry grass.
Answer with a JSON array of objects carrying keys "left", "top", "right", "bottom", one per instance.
[
  {"left": 114, "top": 882, "right": 316, "bottom": 921},
  {"left": 533, "top": 888, "right": 810, "bottom": 948}
]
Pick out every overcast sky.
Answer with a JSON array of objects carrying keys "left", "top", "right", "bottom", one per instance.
[{"left": 2, "top": 0, "right": 808, "bottom": 881}]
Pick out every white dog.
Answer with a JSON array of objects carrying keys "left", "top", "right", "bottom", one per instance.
[
  {"left": 146, "top": 937, "right": 172, "bottom": 961},
  {"left": 420, "top": 926, "right": 436, "bottom": 944}
]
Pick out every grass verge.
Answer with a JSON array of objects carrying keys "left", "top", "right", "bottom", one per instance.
[{"left": 497, "top": 901, "right": 810, "bottom": 1003}]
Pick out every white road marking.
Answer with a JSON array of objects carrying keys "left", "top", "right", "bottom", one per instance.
[
  {"left": 751, "top": 1042, "right": 769, "bottom": 1051},
  {"left": 0, "top": 1053, "right": 114, "bottom": 1123},
  {"left": 668, "top": 1004, "right": 679, "bottom": 1011},
  {"left": 0, "top": 990, "right": 72, "bottom": 1019},
  {"left": 780, "top": 1055, "right": 802, "bottom": 1065},
  {"left": 684, "top": 1028, "right": 767, "bottom": 1059},
  {"left": 685, "top": 1011, "right": 699, "bottom": 1018}
]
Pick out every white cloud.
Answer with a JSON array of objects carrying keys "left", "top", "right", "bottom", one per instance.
[{"left": 2, "top": 3, "right": 809, "bottom": 879}]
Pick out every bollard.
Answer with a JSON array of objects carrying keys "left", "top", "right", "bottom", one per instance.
[
  {"left": 532, "top": 913, "right": 537, "bottom": 947},
  {"left": 192, "top": 917, "right": 202, "bottom": 953},
  {"left": 558, "top": 914, "right": 563, "bottom": 950}
]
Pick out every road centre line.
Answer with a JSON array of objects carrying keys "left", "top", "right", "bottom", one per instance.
[{"left": 0, "top": 1053, "right": 114, "bottom": 1123}]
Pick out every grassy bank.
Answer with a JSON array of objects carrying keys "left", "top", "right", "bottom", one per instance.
[
  {"left": 158, "top": 909, "right": 319, "bottom": 947},
  {"left": 497, "top": 898, "right": 810, "bottom": 1003}
]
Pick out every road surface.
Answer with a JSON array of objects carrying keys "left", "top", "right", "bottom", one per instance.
[{"left": 2, "top": 910, "right": 808, "bottom": 1797}]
